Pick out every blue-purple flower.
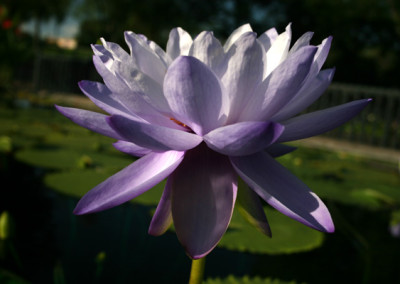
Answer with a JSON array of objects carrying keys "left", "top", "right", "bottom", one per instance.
[{"left": 56, "top": 24, "right": 370, "bottom": 259}]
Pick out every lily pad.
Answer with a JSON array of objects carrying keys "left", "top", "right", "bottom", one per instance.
[
  {"left": 15, "top": 149, "right": 132, "bottom": 170},
  {"left": 204, "top": 275, "right": 300, "bottom": 284},
  {"left": 218, "top": 207, "right": 324, "bottom": 255}
]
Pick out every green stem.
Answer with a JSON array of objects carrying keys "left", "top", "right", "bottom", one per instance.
[{"left": 188, "top": 257, "right": 206, "bottom": 284}]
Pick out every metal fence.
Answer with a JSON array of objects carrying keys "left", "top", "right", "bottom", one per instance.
[
  {"left": 310, "top": 83, "right": 400, "bottom": 150},
  {"left": 18, "top": 55, "right": 400, "bottom": 150}
]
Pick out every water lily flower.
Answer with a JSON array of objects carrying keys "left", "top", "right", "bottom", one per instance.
[{"left": 56, "top": 24, "right": 370, "bottom": 259}]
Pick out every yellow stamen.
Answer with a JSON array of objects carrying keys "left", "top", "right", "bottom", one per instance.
[{"left": 170, "top": 117, "right": 188, "bottom": 128}]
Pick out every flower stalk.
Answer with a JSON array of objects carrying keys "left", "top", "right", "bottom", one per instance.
[{"left": 189, "top": 257, "right": 206, "bottom": 284}]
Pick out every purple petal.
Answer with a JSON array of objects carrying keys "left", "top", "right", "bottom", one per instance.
[
  {"left": 204, "top": 121, "right": 284, "bottom": 156},
  {"left": 164, "top": 56, "right": 227, "bottom": 135},
  {"left": 277, "top": 99, "right": 371, "bottom": 143},
  {"left": 124, "top": 31, "right": 167, "bottom": 84},
  {"left": 239, "top": 46, "right": 318, "bottom": 121},
  {"left": 92, "top": 54, "right": 131, "bottom": 95},
  {"left": 74, "top": 151, "right": 185, "bottom": 214},
  {"left": 237, "top": 180, "right": 271, "bottom": 236},
  {"left": 266, "top": 144, "right": 297, "bottom": 157},
  {"left": 258, "top": 27, "right": 278, "bottom": 52},
  {"left": 166, "top": 27, "right": 193, "bottom": 60},
  {"left": 107, "top": 115, "right": 203, "bottom": 152},
  {"left": 272, "top": 68, "right": 335, "bottom": 122},
  {"left": 221, "top": 32, "right": 265, "bottom": 123},
  {"left": 78, "top": 80, "right": 137, "bottom": 118},
  {"left": 264, "top": 23, "right": 292, "bottom": 77},
  {"left": 55, "top": 105, "right": 122, "bottom": 140},
  {"left": 230, "top": 152, "right": 334, "bottom": 233},
  {"left": 113, "top": 140, "right": 152, "bottom": 157},
  {"left": 289, "top": 32, "right": 314, "bottom": 54},
  {"left": 223, "top": 23, "right": 252, "bottom": 51},
  {"left": 148, "top": 178, "right": 173, "bottom": 236},
  {"left": 93, "top": 54, "right": 175, "bottom": 127},
  {"left": 171, "top": 144, "right": 237, "bottom": 259},
  {"left": 189, "top": 31, "right": 224, "bottom": 71}
]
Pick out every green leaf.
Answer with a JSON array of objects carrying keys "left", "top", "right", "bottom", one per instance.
[
  {"left": 15, "top": 149, "right": 132, "bottom": 170},
  {"left": 218, "top": 207, "right": 324, "bottom": 255},
  {"left": 204, "top": 275, "right": 301, "bottom": 284}
]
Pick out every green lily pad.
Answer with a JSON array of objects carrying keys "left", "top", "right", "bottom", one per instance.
[
  {"left": 15, "top": 149, "right": 132, "bottom": 170},
  {"left": 44, "top": 169, "right": 117, "bottom": 198},
  {"left": 218, "top": 207, "right": 324, "bottom": 255},
  {"left": 45, "top": 169, "right": 165, "bottom": 206},
  {"left": 204, "top": 275, "right": 301, "bottom": 284},
  {"left": 277, "top": 147, "right": 400, "bottom": 210}
]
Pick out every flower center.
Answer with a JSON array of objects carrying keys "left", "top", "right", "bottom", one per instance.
[{"left": 170, "top": 117, "right": 188, "bottom": 128}]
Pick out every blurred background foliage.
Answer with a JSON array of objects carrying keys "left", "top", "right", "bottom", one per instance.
[
  {"left": 1, "top": 0, "right": 400, "bottom": 92},
  {"left": 1, "top": 0, "right": 400, "bottom": 283}
]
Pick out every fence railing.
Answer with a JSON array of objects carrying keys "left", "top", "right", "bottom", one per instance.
[
  {"left": 309, "top": 83, "right": 400, "bottom": 150},
  {"left": 16, "top": 55, "right": 400, "bottom": 150}
]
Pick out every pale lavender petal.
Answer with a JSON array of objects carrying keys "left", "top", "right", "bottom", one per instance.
[
  {"left": 171, "top": 144, "right": 237, "bottom": 259},
  {"left": 266, "top": 144, "right": 297, "bottom": 157},
  {"left": 164, "top": 56, "right": 227, "bottom": 135},
  {"left": 78, "top": 80, "right": 137, "bottom": 118},
  {"left": 166, "top": 27, "right": 193, "bottom": 60},
  {"left": 204, "top": 121, "right": 284, "bottom": 156},
  {"left": 113, "top": 140, "right": 152, "bottom": 157},
  {"left": 124, "top": 31, "right": 167, "bottom": 84},
  {"left": 265, "top": 23, "right": 292, "bottom": 77},
  {"left": 74, "top": 151, "right": 185, "bottom": 214},
  {"left": 258, "top": 27, "right": 278, "bottom": 52},
  {"left": 55, "top": 105, "right": 122, "bottom": 140},
  {"left": 221, "top": 32, "right": 264, "bottom": 123},
  {"left": 314, "top": 36, "right": 332, "bottom": 73},
  {"left": 223, "top": 23, "right": 252, "bottom": 51},
  {"left": 237, "top": 181, "right": 271, "bottom": 237},
  {"left": 277, "top": 99, "right": 371, "bottom": 143},
  {"left": 289, "top": 32, "right": 314, "bottom": 54},
  {"left": 239, "top": 46, "right": 318, "bottom": 121},
  {"left": 107, "top": 115, "right": 203, "bottom": 152},
  {"left": 230, "top": 152, "right": 334, "bottom": 233},
  {"left": 272, "top": 68, "right": 335, "bottom": 122},
  {"left": 148, "top": 178, "right": 173, "bottom": 236},
  {"left": 189, "top": 31, "right": 224, "bottom": 71},
  {"left": 100, "top": 38, "right": 132, "bottom": 64},
  {"left": 92, "top": 54, "right": 131, "bottom": 95}
]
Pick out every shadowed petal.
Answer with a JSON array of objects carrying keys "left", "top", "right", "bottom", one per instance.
[
  {"left": 148, "top": 178, "right": 173, "bottom": 236},
  {"left": 271, "top": 68, "right": 335, "bottom": 122},
  {"left": 124, "top": 31, "right": 167, "bottom": 84},
  {"left": 55, "top": 105, "right": 122, "bottom": 140},
  {"left": 107, "top": 115, "right": 203, "bottom": 152},
  {"left": 74, "top": 151, "right": 185, "bottom": 214},
  {"left": 204, "top": 121, "right": 284, "bottom": 156},
  {"left": 239, "top": 46, "right": 317, "bottom": 121},
  {"left": 258, "top": 27, "right": 278, "bottom": 52},
  {"left": 289, "top": 32, "right": 314, "bottom": 54},
  {"left": 221, "top": 32, "right": 264, "bottom": 123},
  {"left": 230, "top": 152, "right": 334, "bottom": 233},
  {"left": 78, "top": 80, "right": 138, "bottom": 118},
  {"left": 113, "top": 140, "right": 152, "bottom": 157},
  {"left": 166, "top": 27, "right": 193, "bottom": 60},
  {"left": 237, "top": 179, "right": 271, "bottom": 237},
  {"left": 189, "top": 31, "right": 224, "bottom": 71},
  {"left": 164, "top": 56, "right": 227, "bottom": 135},
  {"left": 266, "top": 144, "right": 297, "bottom": 157},
  {"left": 171, "top": 144, "right": 237, "bottom": 259},
  {"left": 277, "top": 99, "right": 371, "bottom": 143},
  {"left": 223, "top": 23, "right": 252, "bottom": 51}
]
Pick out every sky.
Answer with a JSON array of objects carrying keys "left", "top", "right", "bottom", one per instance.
[{"left": 21, "top": 16, "right": 80, "bottom": 39}]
